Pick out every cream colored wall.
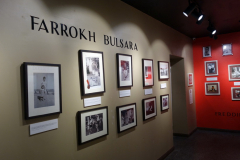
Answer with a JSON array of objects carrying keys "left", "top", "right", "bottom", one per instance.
[{"left": 0, "top": 0, "right": 194, "bottom": 159}]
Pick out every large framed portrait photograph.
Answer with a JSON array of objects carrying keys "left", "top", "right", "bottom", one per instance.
[
  {"left": 205, "top": 82, "right": 220, "bottom": 95},
  {"left": 222, "top": 44, "right": 233, "bottom": 56},
  {"left": 116, "top": 53, "right": 133, "bottom": 88},
  {"left": 160, "top": 94, "right": 169, "bottom": 111},
  {"left": 142, "top": 97, "right": 157, "bottom": 121},
  {"left": 23, "top": 62, "right": 62, "bottom": 119},
  {"left": 203, "top": 46, "right": 211, "bottom": 57},
  {"left": 228, "top": 64, "right": 240, "bottom": 81},
  {"left": 79, "top": 50, "right": 105, "bottom": 96},
  {"left": 204, "top": 60, "right": 218, "bottom": 76},
  {"left": 116, "top": 103, "right": 137, "bottom": 133},
  {"left": 142, "top": 59, "right": 154, "bottom": 87},
  {"left": 231, "top": 87, "right": 240, "bottom": 101},
  {"left": 77, "top": 106, "right": 108, "bottom": 144},
  {"left": 158, "top": 61, "right": 169, "bottom": 80},
  {"left": 188, "top": 73, "right": 194, "bottom": 86}
]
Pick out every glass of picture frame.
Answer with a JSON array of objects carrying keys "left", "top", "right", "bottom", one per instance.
[
  {"left": 23, "top": 62, "right": 62, "bottom": 119},
  {"left": 116, "top": 53, "right": 133, "bottom": 88},
  {"left": 231, "top": 87, "right": 240, "bottom": 101},
  {"left": 116, "top": 103, "right": 137, "bottom": 133},
  {"left": 79, "top": 50, "right": 106, "bottom": 96},
  {"left": 222, "top": 44, "right": 233, "bottom": 56},
  {"left": 77, "top": 106, "right": 108, "bottom": 144},
  {"left": 203, "top": 46, "right": 211, "bottom": 58},
  {"left": 158, "top": 61, "right": 169, "bottom": 80},
  {"left": 205, "top": 82, "right": 220, "bottom": 95},
  {"left": 228, "top": 64, "right": 240, "bottom": 81},
  {"left": 160, "top": 94, "right": 169, "bottom": 111},
  {"left": 188, "top": 73, "right": 194, "bottom": 86},
  {"left": 142, "top": 97, "right": 157, "bottom": 120},
  {"left": 142, "top": 59, "right": 154, "bottom": 87},
  {"left": 204, "top": 60, "right": 218, "bottom": 76}
]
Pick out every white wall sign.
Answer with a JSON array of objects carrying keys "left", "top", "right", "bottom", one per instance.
[
  {"left": 144, "top": 88, "right": 153, "bottom": 95},
  {"left": 189, "top": 89, "right": 193, "bottom": 104},
  {"left": 119, "top": 90, "right": 131, "bottom": 97},
  {"left": 30, "top": 119, "right": 58, "bottom": 135},
  {"left": 206, "top": 77, "right": 218, "bottom": 81},
  {"left": 234, "top": 82, "right": 240, "bottom": 86},
  {"left": 160, "top": 83, "right": 167, "bottom": 89},
  {"left": 84, "top": 97, "right": 101, "bottom": 107}
]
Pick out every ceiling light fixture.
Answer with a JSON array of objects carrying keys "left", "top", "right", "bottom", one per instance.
[
  {"left": 207, "top": 21, "right": 217, "bottom": 35},
  {"left": 191, "top": 9, "right": 204, "bottom": 24},
  {"left": 183, "top": 3, "right": 197, "bottom": 17}
]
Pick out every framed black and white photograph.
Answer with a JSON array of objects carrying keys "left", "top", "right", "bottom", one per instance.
[
  {"left": 142, "top": 97, "right": 157, "bottom": 120},
  {"left": 79, "top": 50, "right": 105, "bottom": 96},
  {"left": 228, "top": 64, "right": 240, "bottom": 81},
  {"left": 142, "top": 59, "right": 154, "bottom": 87},
  {"left": 203, "top": 46, "right": 211, "bottom": 57},
  {"left": 116, "top": 103, "right": 137, "bottom": 133},
  {"left": 204, "top": 60, "right": 218, "bottom": 76},
  {"left": 77, "top": 106, "right": 108, "bottom": 144},
  {"left": 205, "top": 82, "right": 220, "bottom": 95},
  {"left": 231, "top": 87, "right": 240, "bottom": 101},
  {"left": 23, "top": 62, "right": 62, "bottom": 119},
  {"left": 116, "top": 53, "right": 133, "bottom": 88},
  {"left": 160, "top": 94, "right": 169, "bottom": 111},
  {"left": 222, "top": 44, "right": 233, "bottom": 56},
  {"left": 158, "top": 61, "right": 169, "bottom": 80}
]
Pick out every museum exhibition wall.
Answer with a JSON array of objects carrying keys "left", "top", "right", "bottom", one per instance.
[
  {"left": 0, "top": 0, "right": 195, "bottom": 159},
  {"left": 193, "top": 32, "right": 240, "bottom": 130}
]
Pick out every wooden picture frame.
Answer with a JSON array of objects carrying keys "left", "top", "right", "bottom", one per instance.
[
  {"left": 204, "top": 60, "right": 218, "bottom": 76},
  {"left": 142, "top": 97, "right": 157, "bottom": 120},
  {"left": 160, "top": 94, "right": 169, "bottom": 111},
  {"left": 228, "top": 64, "right": 240, "bottom": 81},
  {"left": 222, "top": 43, "right": 233, "bottom": 56},
  {"left": 203, "top": 46, "right": 211, "bottom": 58},
  {"left": 205, "top": 82, "right": 220, "bottom": 95},
  {"left": 158, "top": 61, "right": 169, "bottom": 80},
  {"left": 142, "top": 59, "right": 154, "bottom": 87},
  {"left": 231, "top": 87, "right": 240, "bottom": 101}
]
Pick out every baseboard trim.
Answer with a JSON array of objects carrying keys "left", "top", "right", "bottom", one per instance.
[
  {"left": 173, "top": 128, "right": 197, "bottom": 137},
  {"left": 158, "top": 147, "right": 174, "bottom": 160},
  {"left": 198, "top": 127, "right": 240, "bottom": 133}
]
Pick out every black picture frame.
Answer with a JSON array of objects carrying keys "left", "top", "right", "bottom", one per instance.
[
  {"left": 160, "top": 94, "right": 169, "bottom": 111},
  {"left": 116, "top": 53, "right": 133, "bottom": 88},
  {"left": 79, "top": 50, "right": 106, "bottom": 96},
  {"left": 77, "top": 106, "right": 108, "bottom": 145},
  {"left": 158, "top": 61, "right": 169, "bottom": 80},
  {"left": 142, "top": 97, "right": 157, "bottom": 121},
  {"left": 142, "top": 59, "right": 154, "bottom": 87},
  {"left": 116, "top": 103, "right": 137, "bottom": 133},
  {"left": 23, "top": 62, "right": 62, "bottom": 119}
]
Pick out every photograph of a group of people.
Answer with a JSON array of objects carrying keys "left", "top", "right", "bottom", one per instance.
[
  {"left": 33, "top": 73, "right": 55, "bottom": 108},
  {"left": 85, "top": 113, "right": 103, "bottom": 136},
  {"left": 207, "top": 63, "right": 216, "bottom": 74},
  {"left": 86, "top": 57, "right": 101, "bottom": 89},
  {"left": 146, "top": 101, "right": 155, "bottom": 115},
  {"left": 121, "top": 108, "right": 134, "bottom": 127},
  {"left": 231, "top": 66, "right": 240, "bottom": 78},
  {"left": 121, "top": 60, "right": 130, "bottom": 81}
]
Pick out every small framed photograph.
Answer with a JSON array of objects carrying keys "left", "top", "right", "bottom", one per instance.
[
  {"left": 203, "top": 46, "right": 211, "bottom": 57},
  {"left": 77, "top": 106, "right": 108, "bottom": 144},
  {"left": 231, "top": 87, "right": 240, "bottom": 100},
  {"left": 160, "top": 94, "right": 169, "bottom": 111},
  {"left": 228, "top": 64, "right": 240, "bottom": 81},
  {"left": 222, "top": 44, "right": 233, "bottom": 56},
  {"left": 158, "top": 61, "right": 169, "bottom": 80},
  {"left": 142, "top": 59, "right": 154, "bottom": 87},
  {"left": 116, "top": 53, "right": 133, "bottom": 88},
  {"left": 79, "top": 50, "right": 105, "bottom": 96},
  {"left": 188, "top": 73, "right": 194, "bottom": 86},
  {"left": 116, "top": 103, "right": 137, "bottom": 133},
  {"left": 142, "top": 97, "right": 157, "bottom": 120},
  {"left": 23, "top": 62, "right": 62, "bottom": 119},
  {"left": 204, "top": 60, "right": 218, "bottom": 76},
  {"left": 205, "top": 82, "right": 220, "bottom": 95}
]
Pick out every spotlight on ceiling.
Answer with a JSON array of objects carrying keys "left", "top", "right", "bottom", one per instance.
[
  {"left": 207, "top": 21, "right": 217, "bottom": 35},
  {"left": 210, "top": 34, "right": 218, "bottom": 40},
  {"left": 191, "top": 9, "right": 204, "bottom": 24},
  {"left": 183, "top": 3, "right": 197, "bottom": 17}
]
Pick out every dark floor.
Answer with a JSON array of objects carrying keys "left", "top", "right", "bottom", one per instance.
[{"left": 164, "top": 130, "right": 240, "bottom": 160}]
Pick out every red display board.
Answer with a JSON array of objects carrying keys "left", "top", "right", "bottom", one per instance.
[{"left": 193, "top": 32, "right": 240, "bottom": 130}]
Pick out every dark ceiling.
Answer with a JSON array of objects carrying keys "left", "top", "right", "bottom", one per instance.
[{"left": 122, "top": 0, "right": 240, "bottom": 38}]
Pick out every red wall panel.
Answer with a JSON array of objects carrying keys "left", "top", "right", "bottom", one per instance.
[{"left": 193, "top": 32, "right": 240, "bottom": 130}]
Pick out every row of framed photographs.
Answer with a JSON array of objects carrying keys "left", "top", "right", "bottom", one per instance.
[
  {"left": 204, "top": 60, "right": 240, "bottom": 81},
  {"left": 77, "top": 94, "right": 169, "bottom": 144},
  {"left": 203, "top": 43, "right": 233, "bottom": 58},
  {"left": 205, "top": 82, "right": 240, "bottom": 100}
]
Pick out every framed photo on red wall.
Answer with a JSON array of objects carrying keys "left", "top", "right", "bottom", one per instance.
[
  {"left": 158, "top": 61, "right": 169, "bottom": 80},
  {"left": 142, "top": 59, "right": 154, "bottom": 87},
  {"left": 188, "top": 73, "right": 194, "bottom": 86},
  {"left": 231, "top": 87, "right": 240, "bottom": 100},
  {"left": 204, "top": 60, "right": 218, "bottom": 76},
  {"left": 142, "top": 97, "right": 157, "bottom": 121},
  {"left": 205, "top": 82, "right": 220, "bottom": 95},
  {"left": 228, "top": 64, "right": 240, "bottom": 81},
  {"left": 222, "top": 44, "right": 233, "bottom": 56},
  {"left": 203, "top": 46, "right": 211, "bottom": 57}
]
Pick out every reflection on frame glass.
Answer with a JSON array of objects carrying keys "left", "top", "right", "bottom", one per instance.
[
  {"left": 142, "top": 97, "right": 157, "bottom": 120},
  {"left": 203, "top": 46, "right": 211, "bottom": 57},
  {"left": 160, "top": 94, "right": 169, "bottom": 111},
  {"left": 79, "top": 50, "right": 105, "bottom": 96},
  {"left": 204, "top": 60, "right": 218, "bottom": 76},
  {"left": 231, "top": 87, "right": 240, "bottom": 101},
  {"left": 116, "top": 103, "right": 137, "bottom": 133},
  {"left": 222, "top": 44, "right": 233, "bottom": 56},
  {"left": 23, "top": 62, "right": 62, "bottom": 119},
  {"left": 228, "top": 64, "right": 240, "bottom": 81},
  {"left": 205, "top": 82, "right": 220, "bottom": 95},
  {"left": 158, "top": 61, "right": 169, "bottom": 80},
  {"left": 142, "top": 59, "right": 154, "bottom": 87},
  {"left": 77, "top": 106, "right": 108, "bottom": 144}
]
